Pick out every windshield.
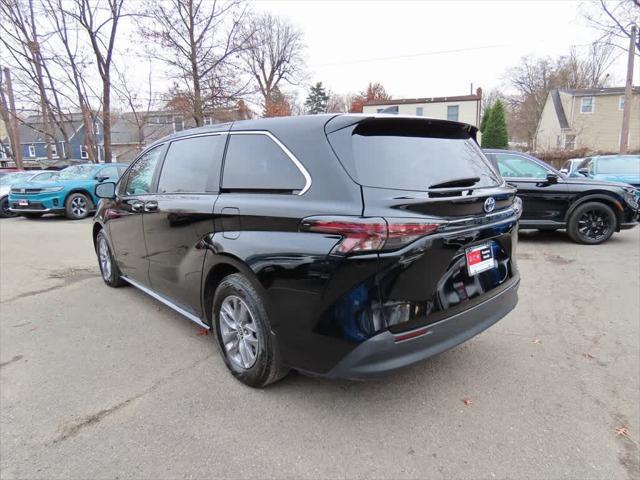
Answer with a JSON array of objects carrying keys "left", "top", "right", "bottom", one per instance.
[
  {"left": 328, "top": 119, "right": 500, "bottom": 191},
  {"left": 597, "top": 156, "right": 640, "bottom": 175},
  {"left": 58, "top": 165, "right": 98, "bottom": 180},
  {"left": 0, "top": 172, "right": 34, "bottom": 185}
]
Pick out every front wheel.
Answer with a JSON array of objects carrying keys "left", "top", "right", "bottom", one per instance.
[
  {"left": 568, "top": 202, "right": 616, "bottom": 245},
  {"left": 65, "top": 193, "right": 92, "bottom": 220},
  {"left": 0, "top": 197, "right": 17, "bottom": 218},
  {"left": 212, "top": 273, "right": 289, "bottom": 387}
]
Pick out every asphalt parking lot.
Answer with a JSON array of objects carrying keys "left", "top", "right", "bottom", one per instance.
[{"left": 1, "top": 216, "right": 639, "bottom": 480}]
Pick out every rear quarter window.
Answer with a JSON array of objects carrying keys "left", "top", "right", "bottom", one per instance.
[
  {"left": 222, "top": 134, "right": 306, "bottom": 193},
  {"left": 328, "top": 119, "right": 499, "bottom": 191}
]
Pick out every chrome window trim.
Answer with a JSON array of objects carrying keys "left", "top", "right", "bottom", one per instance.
[
  {"left": 226, "top": 131, "right": 312, "bottom": 195},
  {"left": 134, "top": 130, "right": 313, "bottom": 196}
]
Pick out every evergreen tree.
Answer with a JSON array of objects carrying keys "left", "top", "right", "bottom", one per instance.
[
  {"left": 481, "top": 100, "right": 508, "bottom": 148},
  {"left": 479, "top": 104, "right": 492, "bottom": 133},
  {"left": 304, "top": 82, "right": 329, "bottom": 114}
]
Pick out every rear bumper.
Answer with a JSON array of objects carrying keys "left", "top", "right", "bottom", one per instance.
[{"left": 325, "top": 276, "right": 519, "bottom": 380}]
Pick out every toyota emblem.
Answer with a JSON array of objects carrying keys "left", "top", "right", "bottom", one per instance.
[{"left": 484, "top": 197, "right": 496, "bottom": 213}]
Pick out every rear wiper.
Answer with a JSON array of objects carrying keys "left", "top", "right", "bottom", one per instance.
[{"left": 429, "top": 177, "right": 481, "bottom": 189}]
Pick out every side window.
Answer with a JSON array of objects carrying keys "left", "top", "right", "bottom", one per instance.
[
  {"left": 122, "top": 146, "right": 164, "bottom": 195},
  {"left": 157, "top": 135, "right": 225, "bottom": 193},
  {"left": 222, "top": 134, "right": 306, "bottom": 193},
  {"left": 495, "top": 154, "right": 548, "bottom": 179},
  {"left": 99, "top": 166, "right": 118, "bottom": 179}
]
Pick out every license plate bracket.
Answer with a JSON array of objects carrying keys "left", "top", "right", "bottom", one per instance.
[
  {"left": 18, "top": 199, "right": 29, "bottom": 207},
  {"left": 466, "top": 243, "right": 495, "bottom": 276}
]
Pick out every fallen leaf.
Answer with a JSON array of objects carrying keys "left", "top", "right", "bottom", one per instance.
[
  {"left": 615, "top": 427, "right": 630, "bottom": 438},
  {"left": 582, "top": 352, "right": 595, "bottom": 359},
  {"left": 196, "top": 328, "right": 210, "bottom": 336},
  {"left": 462, "top": 398, "right": 473, "bottom": 406},
  {"left": 532, "top": 337, "right": 541, "bottom": 344}
]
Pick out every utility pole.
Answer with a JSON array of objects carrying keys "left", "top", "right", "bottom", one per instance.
[
  {"left": 1, "top": 67, "right": 23, "bottom": 169},
  {"left": 620, "top": 25, "right": 636, "bottom": 154}
]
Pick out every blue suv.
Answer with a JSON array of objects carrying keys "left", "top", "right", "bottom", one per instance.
[{"left": 9, "top": 163, "right": 127, "bottom": 219}]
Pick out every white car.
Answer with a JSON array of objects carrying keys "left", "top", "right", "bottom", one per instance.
[{"left": 0, "top": 171, "right": 59, "bottom": 218}]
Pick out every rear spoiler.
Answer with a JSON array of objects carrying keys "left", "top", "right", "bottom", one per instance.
[{"left": 324, "top": 114, "right": 478, "bottom": 141}]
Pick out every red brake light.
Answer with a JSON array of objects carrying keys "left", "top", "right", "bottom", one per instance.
[{"left": 301, "top": 216, "right": 440, "bottom": 255}]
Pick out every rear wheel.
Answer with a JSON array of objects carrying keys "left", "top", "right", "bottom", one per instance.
[
  {"left": 65, "top": 192, "right": 92, "bottom": 220},
  {"left": 568, "top": 202, "right": 616, "bottom": 245},
  {"left": 212, "top": 273, "right": 288, "bottom": 387},
  {"left": 96, "top": 231, "right": 126, "bottom": 287},
  {"left": 0, "top": 197, "right": 17, "bottom": 218}
]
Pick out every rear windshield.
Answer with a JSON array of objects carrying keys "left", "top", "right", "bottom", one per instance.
[{"left": 328, "top": 119, "right": 500, "bottom": 191}]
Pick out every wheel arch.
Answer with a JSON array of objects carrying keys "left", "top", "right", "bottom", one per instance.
[
  {"left": 564, "top": 192, "right": 625, "bottom": 230},
  {"left": 201, "top": 253, "right": 265, "bottom": 327},
  {"left": 64, "top": 189, "right": 95, "bottom": 209}
]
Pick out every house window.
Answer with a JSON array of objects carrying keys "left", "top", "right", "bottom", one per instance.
[
  {"left": 447, "top": 105, "right": 459, "bottom": 122},
  {"left": 94, "top": 121, "right": 100, "bottom": 135},
  {"left": 0, "top": 145, "right": 5, "bottom": 159},
  {"left": 173, "top": 116, "right": 184, "bottom": 132},
  {"left": 50, "top": 143, "right": 58, "bottom": 158},
  {"left": 619, "top": 96, "right": 625, "bottom": 111},
  {"left": 416, "top": 107, "right": 423, "bottom": 116},
  {"left": 28, "top": 145, "right": 36, "bottom": 157},
  {"left": 80, "top": 145, "right": 88, "bottom": 159},
  {"left": 203, "top": 116, "right": 213, "bottom": 125},
  {"left": 564, "top": 134, "right": 576, "bottom": 150},
  {"left": 580, "top": 97, "right": 594, "bottom": 114},
  {"left": 150, "top": 115, "right": 171, "bottom": 124}
]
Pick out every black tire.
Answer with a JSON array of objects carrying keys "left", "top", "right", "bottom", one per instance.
[
  {"left": 0, "top": 197, "right": 17, "bottom": 218},
  {"left": 65, "top": 192, "right": 92, "bottom": 220},
  {"left": 96, "top": 231, "right": 126, "bottom": 287},
  {"left": 22, "top": 213, "right": 43, "bottom": 219},
  {"left": 212, "top": 273, "right": 288, "bottom": 387},
  {"left": 567, "top": 201, "right": 617, "bottom": 245}
]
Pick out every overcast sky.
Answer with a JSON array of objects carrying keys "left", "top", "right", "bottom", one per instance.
[{"left": 250, "top": 0, "right": 633, "bottom": 100}]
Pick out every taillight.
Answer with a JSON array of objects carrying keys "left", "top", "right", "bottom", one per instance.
[{"left": 300, "top": 216, "right": 440, "bottom": 255}]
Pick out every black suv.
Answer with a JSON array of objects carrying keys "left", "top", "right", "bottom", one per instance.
[
  {"left": 93, "top": 115, "right": 521, "bottom": 387},
  {"left": 484, "top": 149, "right": 639, "bottom": 244}
]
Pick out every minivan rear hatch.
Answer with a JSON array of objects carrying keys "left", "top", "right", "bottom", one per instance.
[{"left": 324, "top": 115, "right": 519, "bottom": 335}]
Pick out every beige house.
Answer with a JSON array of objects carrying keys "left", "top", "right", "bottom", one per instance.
[
  {"left": 363, "top": 88, "right": 483, "bottom": 127},
  {"left": 534, "top": 87, "right": 640, "bottom": 152}
]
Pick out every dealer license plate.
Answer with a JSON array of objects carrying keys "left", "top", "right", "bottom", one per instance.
[
  {"left": 18, "top": 199, "right": 29, "bottom": 207},
  {"left": 466, "top": 243, "right": 495, "bottom": 276}
]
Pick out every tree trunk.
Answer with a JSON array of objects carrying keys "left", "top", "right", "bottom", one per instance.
[{"left": 102, "top": 73, "right": 112, "bottom": 163}]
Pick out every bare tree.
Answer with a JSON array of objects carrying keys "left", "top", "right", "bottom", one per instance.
[
  {"left": 0, "top": 0, "right": 58, "bottom": 161},
  {"left": 64, "top": 0, "right": 126, "bottom": 163},
  {"left": 583, "top": 0, "right": 640, "bottom": 56},
  {"left": 0, "top": 68, "right": 23, "bottom": 167},
  {"left": 141, "top": 0, "right": 251, "bottom": 127},
  {"left": 241, "top": 12, "right": 305, "bottom": 115},
  {"left": 43, "top": 0, "right": 101, "bottom": 162}
]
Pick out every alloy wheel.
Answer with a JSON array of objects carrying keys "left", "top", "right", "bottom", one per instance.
[
  {"left": 219, "top": 295, "right": 259, "bottom": 369},
  {"left": 577, "top": 209, "right": 612, "bottom": 242},
  {"left": 98, "top": 237, "right": 112, "bottom": 280},
  {"left": 71, "top": 196, "right": 87, "bottom": 217}
]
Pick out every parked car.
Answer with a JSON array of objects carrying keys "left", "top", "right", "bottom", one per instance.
[
  {"left": 0, "top": 170, "right": 56, "bottom": 218},
  {"left": 483, "top": 149, "right": 639, "bottom": 244},
  {"left": 93, "top": 115, "right": 521, "bottom": 387},
  {"left": 559, "top": 158, "right": 585, "bottom": 177},
  {"left": 9, "top": 163, "right": 127, "bottom": 219},
  {"left": 0, "top": 167, "right": 23, "bottom": 179},
  {"left": 576, "top": 155, "right": 640, "bottom": 190}
]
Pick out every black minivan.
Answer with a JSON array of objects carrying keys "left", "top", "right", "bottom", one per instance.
[{"left": 93, "top": 114, "right": 521, "bottom": 387}]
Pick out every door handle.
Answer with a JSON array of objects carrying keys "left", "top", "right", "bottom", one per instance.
[
  {"left": 130, "top": 200, "right": 144, "bottom": 212},
  {"left": 144, "top": 200, "right": 158, "bottom": 212}
]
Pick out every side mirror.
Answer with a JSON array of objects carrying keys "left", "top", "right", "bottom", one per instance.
[
  {"left": 95, "top": 181, "right": 116, "bottom": 199},
  {"left": 95, "top": 175, "right": 109, "bottom": 182},
  {"left": 546, "top": 173, "right": 559, "bottom": 184},
  {"left": 577, "top": 168, "right": 590, "bottom": 177}
]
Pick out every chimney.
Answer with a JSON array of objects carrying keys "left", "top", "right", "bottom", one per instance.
[{"left": 476, "top": 87, "right": 483, "bottom": 99}]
